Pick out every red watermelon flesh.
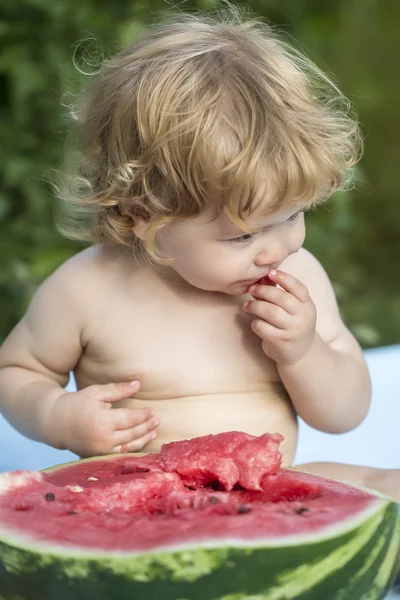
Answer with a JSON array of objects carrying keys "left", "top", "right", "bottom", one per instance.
[
  {"left": 160, "top": 432, "right": 284, "bottom": 490},
  {"left": 255, "top": 275, "right": 276, "bottom": 286},
  {"left": 0, "top": 432, "right": 376, "bottom": 553}
]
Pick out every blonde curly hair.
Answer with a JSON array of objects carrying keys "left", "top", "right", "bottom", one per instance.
[{"left": 56, "top": 4, "right": 362, "bottom": 264}]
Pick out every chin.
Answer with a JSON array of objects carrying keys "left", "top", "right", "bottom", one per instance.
[
  {"left": 188, "top": 278, "right": 244, "bottom": 295},
  {"left": 225, "top": 282, "right": 251, "bottom": 296}
]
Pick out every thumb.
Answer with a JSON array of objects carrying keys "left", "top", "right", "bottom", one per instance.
[{"left": 98, "top": 380, "right": 140, "bottom": 405}]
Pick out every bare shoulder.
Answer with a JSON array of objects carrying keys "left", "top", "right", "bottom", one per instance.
[
  {"left": 281, "top": 249, "right": 362, "bottom": 356},
  {"left": 36, "top": 243, "right": 129, "bottom": 302},
  {"left": 46, "top": 244, "right": 119, "bottom": 284},
  {"left": 280, "top": 247, "right": 333, "bottom": 294},
  {"left": 31, "top": 246, "right": 104, "bottom": 314},
  {"left": 0, "top": 244, "right": 131, "bottom": 379},
  {"left": 32, "top": 243, "right": 135, "bottom": 333}
]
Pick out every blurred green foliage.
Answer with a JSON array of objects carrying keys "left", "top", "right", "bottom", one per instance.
[{"left": 1, "top": 0, "right": 399, "bottom": 347}]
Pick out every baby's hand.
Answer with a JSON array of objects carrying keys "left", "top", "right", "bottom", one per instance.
[
  {"left": 243, "top": 269, "right": 317, "bottom": 366},
  {"left": 50, "top": 381, "right": 159, "bottom": 457}
]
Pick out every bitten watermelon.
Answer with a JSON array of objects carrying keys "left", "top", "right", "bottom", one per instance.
[
  {"left": 255, "top": 275, "right": 276, "bottom": 286},
  {"left": 0, "top": 432, "right": 399, "bottom": 600}
]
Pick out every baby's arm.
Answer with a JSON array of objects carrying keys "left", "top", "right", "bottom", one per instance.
[
  {"left": 0, "top": 263, "right": 82, "bottom": 447},
  {"left": 0, "top": 256, "right": 158, "bottom": 456},
  {"left": 244, "top": 248, "right": 371, "bottom": 433}
]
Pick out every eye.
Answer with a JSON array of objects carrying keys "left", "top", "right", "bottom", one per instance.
[{"left": 228, "top": 233, "right": 255, "bottom": 244}]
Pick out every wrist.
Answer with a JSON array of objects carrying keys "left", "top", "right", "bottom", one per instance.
[
  {"left": 45, "top": 390, "right": 71, "bottom": 450},
  {"left": 276, "top": 332, "right": 322, "bottom": 372}
]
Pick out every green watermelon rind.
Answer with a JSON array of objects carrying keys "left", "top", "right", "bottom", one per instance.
[
  {"left": 0, "top": 459, "right": 399, "bottom": 600},
  {"left": 0, "top": 503, "right": 399, "bottom": 600}
]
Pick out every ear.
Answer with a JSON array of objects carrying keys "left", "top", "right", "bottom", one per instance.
[
  {"left": 123, "top": 202, "right": 153, "bottom": 241},
  {"left": 131, "top": 216, "right": 150, "bottom": 241}
]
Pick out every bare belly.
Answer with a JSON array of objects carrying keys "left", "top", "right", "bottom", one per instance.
[{"left": 115, "top": 385, "right": 298, "bottom": 467}]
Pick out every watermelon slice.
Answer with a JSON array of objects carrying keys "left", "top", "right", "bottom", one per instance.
[{"left": 0, "top": 432, "right": 399, "bottom": 600}]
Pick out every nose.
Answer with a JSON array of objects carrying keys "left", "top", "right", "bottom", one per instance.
[
  {"left": 254, "top": 218, "right": 306, "bottom": 267},
  {"left": 254, "top": 240, "right": 288, "bottom": 268},
  {"left": 254, "top": 253, "right": 285, "bottom": 269}
]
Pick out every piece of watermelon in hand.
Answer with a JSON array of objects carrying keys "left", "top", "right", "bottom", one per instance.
[
  {"left": 255, "top": 275, "right": 276, "bottom": 287},
  {"left": 248, "top": 274, "right": 277, "bottom": 294}
]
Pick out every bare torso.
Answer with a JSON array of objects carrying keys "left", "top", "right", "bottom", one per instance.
[{"left": 73, "top": 245, "right": 298, "bottom": 465}]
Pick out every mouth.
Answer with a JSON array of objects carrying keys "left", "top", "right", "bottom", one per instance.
[
  {"left": 238, "top": 269, "right": 278, "bottom": 288},
  {"left": 238, "top": 279, "right": 260, "bottom": 286},
  {"left": 240, "top": 274, "right": 272, "bottom": 285}
]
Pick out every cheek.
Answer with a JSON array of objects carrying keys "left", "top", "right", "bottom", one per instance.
[
  {"left": 175, "top": 246, "right": 246, "bottom": 289},
  {"left": 171, "top": 245, "right": 221, "bottom": 283},
  {"left": 292, "top": 220, "right": 306, "bottom": 250}
]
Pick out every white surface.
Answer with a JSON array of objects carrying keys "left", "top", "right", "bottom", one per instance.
[
  {"left": 0, "top": 345, "right": 399, "bottom": 472},
  {"left": 294, "top": 344, "right": 400, "bottom": 468}
]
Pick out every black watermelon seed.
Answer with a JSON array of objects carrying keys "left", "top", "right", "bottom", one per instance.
[
  {"left": 209, "top": 496, "right": 220, "bottom": 504},
  {"left": 237, "top": 505, "right": 252, "bottom": 514},
  {"left": 67, "top": 510, "right": 79, "bottom": 515},
  {"left": 45, "top": 492, "right": 55, "bottom": 502},
  {"left": 294, "top": 506, "right": 309, "bottom": 515}
]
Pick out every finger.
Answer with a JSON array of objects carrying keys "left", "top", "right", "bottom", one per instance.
[
  {"left": 89, "top": 381, "right": 140, "bottom": 404},
  {"left": 248, "top": 284, "right": 298, "bottom": 315},
  {"left": 112, "top": 430, "right": 158, "bottom": 454},
  {"left": 243, "top": 300, "right": 290, "bottom": 329},
  {"left": 251, "top": 318, "right": 282, "bottom": 340},
  {"left": 267, "top": 269, "right": 309, "bottom": 302},
  {"left": 111, "top": 407, "right": 156, "bottom": 430},
  {"left": 114, "top": 417, "right": 159, "bottom": 445}
]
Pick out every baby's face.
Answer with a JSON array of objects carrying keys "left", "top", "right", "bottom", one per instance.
[{"left": 155, "top": 203, "right": 307, "bottom": 296}]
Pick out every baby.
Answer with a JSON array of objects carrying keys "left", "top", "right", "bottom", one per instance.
[{"left": 0, "top": 6, "right": 399, "bottom": 499}]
